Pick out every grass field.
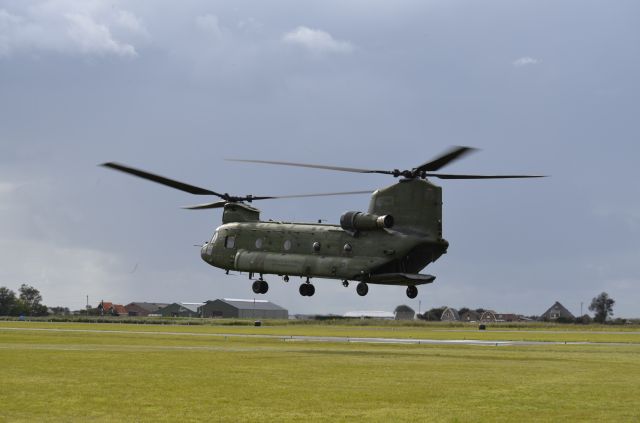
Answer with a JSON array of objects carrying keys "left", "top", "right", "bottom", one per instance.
[{"left": 1, "top": 321, "right": 639, "bottom": 422}]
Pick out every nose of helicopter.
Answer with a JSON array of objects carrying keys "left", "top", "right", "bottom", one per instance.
[{"left": 200, "top": 242, "right": 212, "bottom": 263}]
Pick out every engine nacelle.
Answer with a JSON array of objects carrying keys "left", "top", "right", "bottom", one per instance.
[{"left": 340, "top": 211, "right": 394, "bottom": 231}]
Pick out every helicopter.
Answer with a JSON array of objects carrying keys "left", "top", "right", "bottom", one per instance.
[{"left": 102, "top": 146, "right": 543, "bottom": 299}]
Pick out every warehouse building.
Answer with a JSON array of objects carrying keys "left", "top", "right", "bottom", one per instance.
[
  {"left": 156, "top": 303, "right": 203, "bottom": 318},
  {"left": 125, "top": 302, "right": 169, "bottom": 317},
  {"left": 200, "top": 299, "right": 288, "bottom": 319}
]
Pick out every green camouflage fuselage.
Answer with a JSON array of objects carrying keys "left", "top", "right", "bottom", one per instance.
[{"left": 201, "top": 178, "right": 449, "bottom": 285}]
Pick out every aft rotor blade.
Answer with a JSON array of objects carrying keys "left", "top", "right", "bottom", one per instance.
[
  {"left": 182, "top": 201, "right": 228, "bottom": 210},
  {"left": 101, "top": 162, "right": 223, "bottom": 196},
  {"left": 426, "top": 173, "right": 546, "bottom": 179},
  {"left": 226, "top": 159, "right": 393, "bottom": 175},
  {"left": 266, "top": 190, "right": 372, "bottom": 199},
  {"left": 415, "top": 146, "right": 477, "bottom": 172}
]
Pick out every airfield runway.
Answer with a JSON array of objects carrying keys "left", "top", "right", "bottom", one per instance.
[{"left": 1, "top": 326, "right": 637, "bottom": 347}]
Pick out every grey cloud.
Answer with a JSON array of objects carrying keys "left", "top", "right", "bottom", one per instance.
[
  {"left": 195, "top": 14, "right": 223, "bottom": 40},
  {"left": 512, "top": 56, "right": 539, "bottom": 67},
  {"left": 282, "top": 26, "right": 354, "bottom": 54},
  {"left": 1, "top": 0, "right": 639, "bottom": 317},
  {"left": 0, "top": 0, "right": 144, "bottom": 57}
]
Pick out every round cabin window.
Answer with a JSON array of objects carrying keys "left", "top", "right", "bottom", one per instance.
[
  {"left": 255, "top": 238, "right": 263, "bottom": 249},
  {"left": 283, "top": 239, "right": 292, "bottom": 251},
  {"left": 343, "top": 243, "right": 352, "bottom": 252},
  {"left": 312, "top": 241, "right": 321, "bottom": 252}
]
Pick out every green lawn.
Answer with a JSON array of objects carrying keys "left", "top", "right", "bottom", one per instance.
[
  {"left": 2, "top": 320, "right": 640, "bottom": 343},
  {"left": 1, "top": 322, "right": 639, "bottom": 422}
]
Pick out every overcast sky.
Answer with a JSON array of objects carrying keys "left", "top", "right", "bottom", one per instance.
[{"left": 1, "top": 0, "right": 639, "bottom": 317}]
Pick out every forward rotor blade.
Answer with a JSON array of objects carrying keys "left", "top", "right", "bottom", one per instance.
[
  {"left": 426, "top": 173, "right": 546, "bottom": 179},
  {"left": 101, "top": 162, "right": 223, "bottom": 196},
  {"left": 226, "top": 159, "right": 393, "bottom": 175},
  {"left": 182, "top": 191, "right": 371, "bottom": 209},
  {"left": 182, "top": 201, "right": 228, "bottom": 210},
  {"left": 415, "top": 146, "right": 477, "bottom": 172}
]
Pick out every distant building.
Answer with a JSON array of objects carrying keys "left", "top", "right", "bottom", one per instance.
[
  {"left": 125, "top": 302, "right": 170, "bottom": 317},
  {"left": 98, "top": 301, "right": 127, "bottom": 316},
  {"left": 440, "top": 307, "right": 460, "bottom": 322},
  {"left": 459, "top": 310, "right": 481, "bottom": 322},
  {"left": 343, "top": 311, "right": 395, "bottom": 320},
  {"left": 478, "top": 311, "right": 525, "bottom": 322},
  {"left": 156, "top": 303, "right": 203, "bottom": 318},
  {"left": 394, "top": 305, "right": 415, "bottom": 320},
  {"left": 494, "top": 313, "right": 519, "bottom": 322},
  {"left": 293, "top": 314, "right": 341, "bottom": 320},
  {"left": 541, "top": 302, "right": 575, "bottom": 321},
  {"left": 480, "top": 310, "right": 497, "bottom": 323},
  {"left": 200, "top": 299, "right": 288, "bottom": 319}
]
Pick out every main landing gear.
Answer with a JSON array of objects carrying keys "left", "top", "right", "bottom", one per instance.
[
  {"left": 353, "top": 283, "right": 418, "bottom": 298},
  {"left": 299, "top": 278, "right": 315, "bottom": 297},
  {"left": 406, "top": 285, "right": 418, "bottom": 299},
  {"left": 252, "top": 279, "right": 268, "bottom": 294}
]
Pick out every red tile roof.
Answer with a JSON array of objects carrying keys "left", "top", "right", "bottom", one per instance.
[{"left": 99, "top": 301, "right": 127, "bottom": 315}]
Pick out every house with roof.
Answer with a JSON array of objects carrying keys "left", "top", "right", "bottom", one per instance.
[
  {"left": 125, "top": 302, "right": 169, "bottom": 317},
  {"left": 479, "top": 310, "right": 523, "bottom": 322},
  {"left": 200, "top": 299, "right": 288, "bottom": 319},
  {"left": 440, "top": 307, "right": 460, "bottom": 321},
  {"left": 541, "top": 301, "right": 575, "bottom": 321},
  {"left": 459, "top": 310, "right": 481, "bottom": 322},
  {"left": 480, "top": 310, "right": 497, "bottom": 322},
  {"left": 494, "top": 313, "right": 520, "bottom": 322},
  {"left": 98, "top": 301, "right": 127, "bottom": 316}
]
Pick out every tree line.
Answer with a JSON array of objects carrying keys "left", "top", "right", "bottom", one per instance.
[
  {"left": 0, "top": 284, "right": 53, "bottom": 317},
  {"left": 416, "top": 292, "right": 618, "bottom": 324},
  {"left": 0, "top": 285, "right": 623, "bottom": 323}
]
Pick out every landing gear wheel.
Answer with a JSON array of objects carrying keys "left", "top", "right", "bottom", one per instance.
[
  {"left": 406, "top": 285, "right": 418, "bottom": 299},
  {"left": 356, "top": 282, "right": 368, "bottom": 296},
  {"left": 299, "top": 283, "right": 315, "bottom": 297},
  {"left": 283, "top": 275, "right": 289, "bottom": 283},
  {"left": 252, "top": 280, "right": 268, "bottom": 294},
  {"left": 342, "top": 280, "right": 349, "bottom": 287}
]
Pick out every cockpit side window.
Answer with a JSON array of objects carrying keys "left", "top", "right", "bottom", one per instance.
[
  {"left": 224, "top": 235, "right": 236, "bottom": 249},
  {"left": 211, "top": 231, "right": 219, "bottom": 244}
]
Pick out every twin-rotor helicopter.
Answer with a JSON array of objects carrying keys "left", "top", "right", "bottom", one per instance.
[{"left": 103, "top": 146, "right": 543, "bottom": 299}]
